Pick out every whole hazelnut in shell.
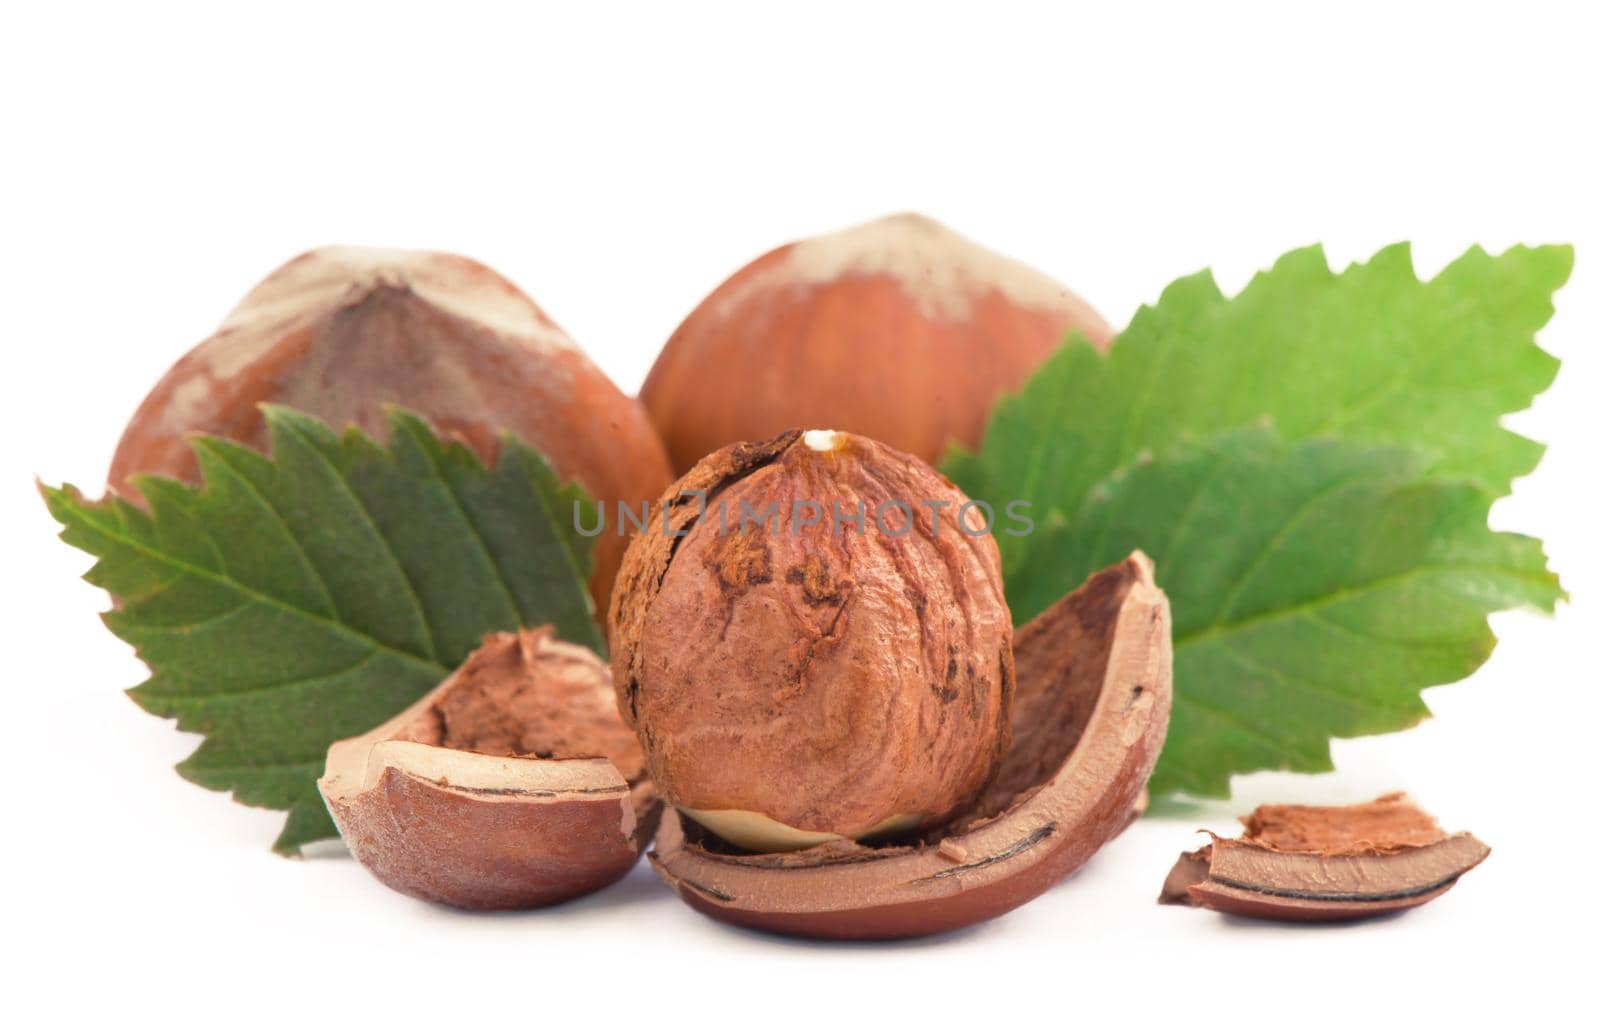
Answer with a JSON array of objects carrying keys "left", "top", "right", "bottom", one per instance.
[
  {"left": 609, "top": 429, "right": 1014, "bottom": 853},
  {"left": 109, "top": 246, "right": 672, "bottom": 619},
  {"left": 641, "top": 213, "right": 1114, "bottom": 472}
]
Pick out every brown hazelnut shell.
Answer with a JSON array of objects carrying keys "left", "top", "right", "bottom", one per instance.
[
  {"left": 318, "top": 628, "right": 658, "bottom": 911},
  {"left": 108, "top": 246, "right": 672, "bottom": 619},
  {"left": 646, "top": 552, "right": 1172, "bottom": 939},
  {"left": 1160, "top": 793, "right": 1490, "bottom": 922},
  {"left": 641, "top": 213, "right": 1114, "bottom": 472},
  {"left": 1183, "top": 869, "right": 1473, "bottom": 922}
]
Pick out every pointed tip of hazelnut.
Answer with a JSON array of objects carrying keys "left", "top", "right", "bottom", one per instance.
[
  {"left": 800, "top": 428, "right": 844, "bottom": 452},
  {"left": 221, "top": 245, "right": 574, "bottom": 356}
]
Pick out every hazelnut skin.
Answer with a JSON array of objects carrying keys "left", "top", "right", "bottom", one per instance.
[
  {"left": 609, "top": 429, "right": 1014, "bottom": 852},
  {"left": 641, "top": 213, "right": 1114, "bottom": 472},
  {"left": 108, "top": 246, "right": 672, "bottom": 621}
]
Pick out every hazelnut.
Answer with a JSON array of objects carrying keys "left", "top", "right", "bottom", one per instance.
[
  {"left": 641, "top": 213, "right": 1114, "bottom": 472},
  {"left": 609, "top": 429, "right": 1014, "bottom": 853},
  {"left": 649, "top": 553, "right": 1173, "bottom": 939},
  {"left": 109, "top": 246, "right": 672, "bottom": 619},
  {"left": 318, "top": 628, "right": 658, "bottom": 910}
]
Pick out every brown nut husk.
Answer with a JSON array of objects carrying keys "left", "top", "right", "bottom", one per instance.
[
  {"left": 1160, "top": 793, "right": 1490, "bottom": 922},
  {"left": 645, "top": 552, "right": 1172, "bottom": 939},
  {"left": 641, "top": 213, "right": 1114, "bottom": 472},
  {"left": 109, "top": 246, "right": 672, "bottom": 620},
  {"left": 610, "top": 429, "right": 1014, "bottom": 852},
  {"left": 318, "top": 628, "right": 658, "bottom": 910}
]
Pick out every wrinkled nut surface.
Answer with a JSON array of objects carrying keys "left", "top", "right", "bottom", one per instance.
[
  {"left": 641, "top": 213, "right": 1115, "bottom": 472},
  {"left": 610, "top": 430, "right": 1014, "bottom": 852},
  {"left": 1160, "top": 793, "right": 1490, "bottom": 922},
  {"left": 109, "top": 246, "right": 672, "bottom": 618},
  {"left": 318, "top": 628, "right": 658, "bottom": 910},
  {"left": 646, "top": 553, "right": 1172, "bottom": 939}
]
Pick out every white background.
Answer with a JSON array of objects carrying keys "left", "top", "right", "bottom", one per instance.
[{"left": 4, "top": 2, "right": 1596, "bottom": 1022}]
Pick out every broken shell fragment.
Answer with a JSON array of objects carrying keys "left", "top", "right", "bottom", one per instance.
[
  {"left": 1160, "top": 793, "right": 1490, "bottom": 922},
  {"left": 647, "top": 553, "right": 1172, "bottom": 939},
  {"left": 318, "top": 628, "right": 657, "bottom": 910}
]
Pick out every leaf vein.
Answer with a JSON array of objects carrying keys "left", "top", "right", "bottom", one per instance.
[
  {"left": 196, "top": 446, "right": 339, "bottom": 615},
  {"left": 59, "top": 500, "right": 448, "bottom": 680},
  {"left": 273, "top": 416, "right": 441, "bottom": 662}
]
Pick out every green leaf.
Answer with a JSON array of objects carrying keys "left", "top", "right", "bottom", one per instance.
[
  {"left": 1027, "top": 428, "right": 1562, "bottom": 797},
  {"left": 947, "top": 242, "right": 1571, "bottom": 605},
  {"left": 43, "top": 406, "right": 602, "bottom": 853}
]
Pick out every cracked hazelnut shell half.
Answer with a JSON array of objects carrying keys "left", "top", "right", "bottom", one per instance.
[
  {"left": 641, "top": 213, "right": 1114, "bottom": 472},
  {"left": 318, "top": 628, "right": 658, "bottom": 910},
  {"left": 645, "top": 551, "right": 1172, "bottom": 939},
  {"left": 109, "top": 246, "right": 672, "bottom": 619},
  {"left": 610, "top": 429, "right": 1014, "bottom": 852},
  {"left": 1160, "top": 793, "right": 1489, "bottom": 922}
]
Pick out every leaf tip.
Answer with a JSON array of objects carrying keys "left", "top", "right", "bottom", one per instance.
[
  {"left": 37, "top": 477, "right": 76, "bottom": 515},
  {"left": 271, "top": 837, "right": 307, "bottom": 859}
]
